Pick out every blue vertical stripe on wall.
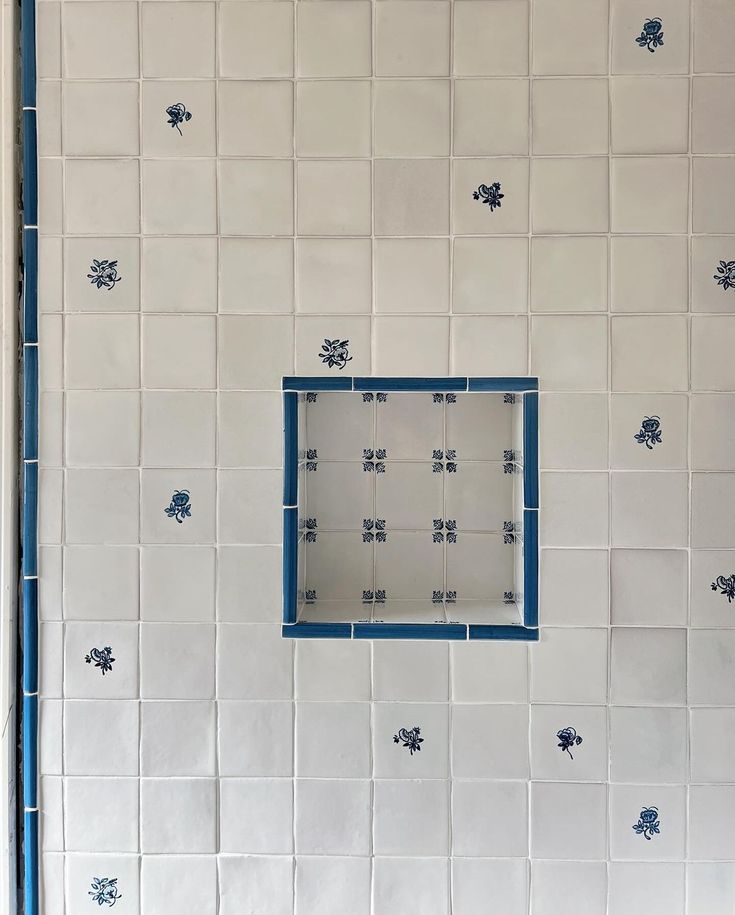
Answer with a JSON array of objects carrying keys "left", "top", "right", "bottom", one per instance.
[
  {"left": 23, "top": 228, "right": 37, "bottom": 343},
  {"left": 20, "top": 0, "right": 39, "bottom": 903},
  {"left": 23, "top": 346, "right": 38, "bottom": 462},
  {"left": 22, "top": 579, "right": 38, "bottom": 695}
]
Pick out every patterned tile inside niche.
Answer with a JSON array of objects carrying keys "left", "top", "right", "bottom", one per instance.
[{"left": 296, "top": 388, "right": 529, "bottom": 627}]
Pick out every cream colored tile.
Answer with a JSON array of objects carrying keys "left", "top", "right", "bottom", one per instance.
[
  {"left": 533, "top": 0, "right": 608, "bottom": 75},
  {"left": 611, "top": 316, "right": 688, "bottom": 392},
  {"left": 296, "top": 239, "right": 371, "bottom": 314},
  {"left": 694, "top": 0, "right": 735, "bottom": 73},
  {"left": 297, "top": 0, "right": 371, "bottom": 77},
  {"left": 454, "top": 79, "right": 529, "bottom": 156},
  {"left": 531, "top": 315, "right": 608, "bottom": 391},
  {"left": 451, "top": 316, "right": 528, "bottom": 376},
  {"left": 453, "top": 237, "right": 528, "bottom": 314},
  {"left": 374, "top": 239, "right": 449, "bottom": 313},
  {"left": 376, "top": 0, "right": 449, "bottom": 76},
  {"left": 374, "top": 80, "right": 449, "bottom": 157},
  {"left": 219, "top": 160, "right": 293, "bottom": 236},
  {"left": 296, "top": 81, "right": 370, "bottom": 158},
  {"left": 142, "top": 1, "right": 215, "bottom": 78},
  {"left": 532, "top": 78, "right": 608, "bottom": 155},
  {"left": 693, "top": 77, "right": 735, "bottom": 153},
  {"left": 219, "top": 1, "right": 293, "bottom": 78},
  {"left": 693, "top": 158, "right": 735, "bottom": 234},
  {"left": 297, "top": 161, "right": 371, "bottom": 236},
  {"left": 374, "top": 159, "right": 449, "bottom": 236},
  {"left": 611, "top": 77, "right": 689, "bottom": 154},
  {"left": 611, "top": 237, "right": 688, "bottom": 313},
  {"left": 531, "top": 237, "right": 607, "bottom": 312},
  {"left": 532, "top": 158, "right": 609, "bottom": 234},
  {"left": 612, "top": 157, "right": 689, "bottom": 234},
  {"left": 454, "top": 0, "right": 529, "bottom": 76}
]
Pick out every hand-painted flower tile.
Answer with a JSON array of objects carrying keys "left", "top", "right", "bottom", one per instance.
[{"left": 636, "top": 18, "right": 664, "bottom": 52}]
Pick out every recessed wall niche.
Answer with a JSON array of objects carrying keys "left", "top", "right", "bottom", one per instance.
[{"left": 282, "top": 377, "right": 539, "bottom": 641}]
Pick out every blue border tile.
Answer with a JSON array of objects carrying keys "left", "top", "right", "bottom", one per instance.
[
  {"left": 22, "top": 695, "right": 37, "bottom": 809},
  {"left": 22, "top": 462, "right": 37, "bottom": 579},
  {"left": 523, "top": 391, "right": 539, "bottom": 509},
  {"left": 353, "top": 622, "right": 468, "bottom": 640},
  {"left": 282, "top": 622, "right": 352, "bottom": 639},
  {"left": 468, "top": 625, "right": 539, "bottom": 641},
  {"left": 282, "top": 508, "right": 298, "bottom": 624},
  {"left": 353, "top": 377, "right": 468, "bottom": 392},
  {"left": 468, "top": 376, "right": 538, "bottom": 392},
  {"left": 283, "top": 391, "right": 298, "bottom": 507},
  {"left": 21, "top": 0, "right": 39, "bottom": 906},
  {"left": 523, "top": 509, "right": 539, "bottom": 628},
  {"left": 22, "top": 579, "right": 38, "bottom": 695},
  {"left": 23, "top": 228, "right": 38, "bottom": 343},
  {"left": 20, "top": 0, "right": 36, "bottom": 108},
  {"left": 23, "top": 347, "right": 38, "bottom": 462},
  {"left": 22, "top": 109, "right": 37, "bottom": 228},
  {"left": 23, "top": 810, "right": 38, "bottom": 915},
  {"left": 283, "top": 376, "right": 352, "bottom": 391}
]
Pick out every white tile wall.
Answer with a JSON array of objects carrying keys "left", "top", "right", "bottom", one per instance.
[{"left": 35, "top": 0, "right": 735, "bottom": 910}]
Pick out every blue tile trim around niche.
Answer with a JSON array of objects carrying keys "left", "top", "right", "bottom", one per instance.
[
  {"left": 283, "top": 391, "right": 298, "bottom": 507},
  {"left": 523, "top": 392, "right": 539, "bottom": 509},
  {"left": 282, "top": 375, "right": 540, "bottom": 641},
  {"left": 283, "top": 376, "right": 539, "bottom": 393},
  {"left": 523, "top": 509, "right": 539, "bottom": 628}
]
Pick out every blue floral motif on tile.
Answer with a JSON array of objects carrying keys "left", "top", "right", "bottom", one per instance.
[
  {"left": 557, "top": 726, "right": 583, "bottom": 759},
  {"left": 303, "top": 518, "right": 318, "bottom": 543},
  {"left": 504, "top": 591, "right": 515, "bottom": 604},
  {"left": 394, "top": 726, "right": 424, "bottom": 755},
  {"left": 431, "top": 450, "right": 457, "bottom": 473},
  {"left": 634, "top": 416, "right": 662, "bottom": 450},
  {"left": 503, "top": 449, "right": 517, "bottom": 473},
  {"left": 87, "top": 259, "right": 122, "bottom": 291},
  {"left": 363, "top": 589, "right": 386, "bottom": 603},
  {"left": 319, "top": 338, "right": 352, "bottom": 370},
  {"left": 305, "top": 392, "right": 318, "bottom": 403},
  {"left": 164, "top": 489, "right": 191, "bottom": 523},
  {"left": 432, "top": 519, "right": 458, "bottom": 543},
  {"left": 363, "top": 449, "right": 386, "bottom": 473},
  {"left": 473, "top": 181, "right": 504, "bottom": 212},
  {"left": 633, "top": 806, "right": 661, "bottom": 840},
  {"left": 363, "top": 518, "right": 387, "bottom": 543},
  {"left": 714, "top": 260, "right": 735, "bottom": 291},
  {"left": 504, "top": 393, "right": 516, "bottom": 404},
  {"left": 711, "top": 574, "right": 735, "bottom": 602},
  {"left": 165, "top": 102, "right": 192, "bottom": 135},
  {"left": 363, "top": 392, "right": 388, "bottom": 403},
  {"left": 305, "top": 449, "right": 318, "bottom": 472},
  {"left": 85, "top": 646, "right": 115, "bottom": 676},
  {"left": 432, "top": 589, "right": 457, "bottom": 603},
  {"left": 432, "top": 392, "right": 456, "bottom": 404},
  {"left": 304, "top": 589, "right": 317, "bottom": 603},
  {"left": 89, "top": 877, "right": 122, "bottom": 907},
  {"left": 636, "top": 17, "right": 664, "bottom": 51},
  {"left": 503, "top": 520, "right": 517, "bottom": 544}
]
